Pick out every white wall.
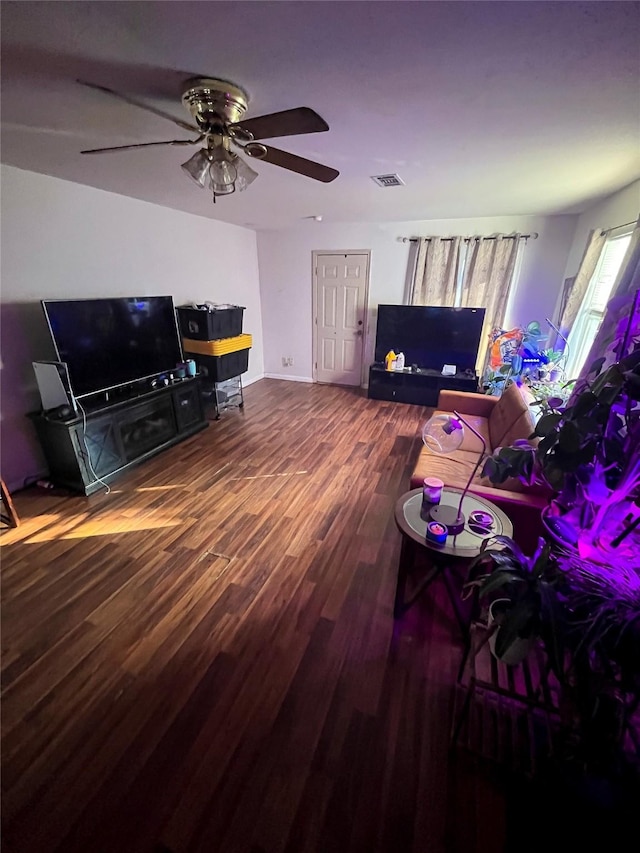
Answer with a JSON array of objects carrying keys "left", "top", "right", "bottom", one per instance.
[
  {"left": 562, "top": 178, "right": 640, "bottom": 283},
  {"left": 0, "top": 165, "right": 263, "bottom": 492},
  {"left": 257, "top": 214, "right": 577, "bottom": 381}
]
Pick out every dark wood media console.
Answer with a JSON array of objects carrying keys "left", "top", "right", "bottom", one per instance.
[
  {"left": 367, "top": 364, "right": 479, "bottom": 406},
  {"left": 30, "top": 377, "right": 208, "bottom": 495}
]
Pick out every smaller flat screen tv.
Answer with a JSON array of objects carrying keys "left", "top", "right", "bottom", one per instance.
[
  {"left": 42, "top": 296, "right": 183, "bottom": 398},
  {"left": 374, "top": 305, "right": 486, "bottom": 373}
]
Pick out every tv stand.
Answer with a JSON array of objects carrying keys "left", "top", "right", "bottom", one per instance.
[
  {"left": 367, "top": 364, "right": 478, "bottom": 406},
  {"left": 30, "top": 377, "right": 208, "bottom": 495}
]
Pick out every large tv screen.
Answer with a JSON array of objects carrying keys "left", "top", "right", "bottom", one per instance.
[
  {"left": 42, "top": 296, "right": 183, "bottom": 398},
  {"left": 374, "top": 305, "right": 486, "bottom": 372}
]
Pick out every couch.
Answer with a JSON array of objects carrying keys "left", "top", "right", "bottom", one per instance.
[{"left": 409, "top": 383, "right": 552, "bottom": 552}]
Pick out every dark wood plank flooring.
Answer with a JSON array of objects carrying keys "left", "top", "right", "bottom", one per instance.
[{"left": 1, "top": 379, "right": 508, "bottom": 853}]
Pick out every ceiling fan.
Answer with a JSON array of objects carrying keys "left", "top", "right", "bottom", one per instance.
[{"left": 79, "top": 77, "right": 339, "bottom": 201}]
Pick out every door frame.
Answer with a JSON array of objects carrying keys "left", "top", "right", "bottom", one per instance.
[{"left": 311, "top": 249, "right": 371, "bottom": 386}]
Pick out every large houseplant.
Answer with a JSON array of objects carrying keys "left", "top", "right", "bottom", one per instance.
[
  {"left": 467, "top": 533, "right": 640, "bottom": 845},
  {"left": 466, "top": 534, "right": 640, "bottom": 765},
  {"left": 482, "top": 290, "right": 640, "bottom": 564},
  {"left": 470, "top": 290, "right": 640, "bottom": 778}
]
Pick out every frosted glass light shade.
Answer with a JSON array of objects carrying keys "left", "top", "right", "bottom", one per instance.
[
  {"left": 422, "top": 414, "right": 464, "bottom": 454},
  {"left": 234, "top": 154, "right": 259, "bottom": 191},
  {"left": 181, "top": 149, "right": 211, "bottom": 187},
  {"left": 209, "top": 157, "right": 238, "bottom": 195}
]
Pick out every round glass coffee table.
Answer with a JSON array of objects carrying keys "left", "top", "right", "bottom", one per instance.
[{"left": 393, "top": 487, "right": 513, "bottom": 631}]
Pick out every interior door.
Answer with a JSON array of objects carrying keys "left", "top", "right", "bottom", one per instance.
[{"left": 313, "top": 252, "right": 370, "bottom": 386}]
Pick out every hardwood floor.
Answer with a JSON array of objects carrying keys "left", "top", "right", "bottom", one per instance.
[{"left": 1, "top": 379, "right": 509, "bottom": 853}]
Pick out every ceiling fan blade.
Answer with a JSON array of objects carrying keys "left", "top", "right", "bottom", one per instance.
[
  {"left": 249, "top": 144, "right": 339, "bottom": 183},
  {"left": 78, "top": 80, "right": 199, "bottom": 134},
  {"left": 80, "top": 136, "right": 204, "bottom": 154},
  {"left": 232, "top": 107, "right": 329, "bottom": 140}
]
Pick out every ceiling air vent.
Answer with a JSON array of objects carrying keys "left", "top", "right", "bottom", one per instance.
[{"left": 371, "top": 173, "right": 405, "bottom": 187}]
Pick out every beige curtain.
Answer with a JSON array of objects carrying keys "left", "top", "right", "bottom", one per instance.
[
  {"left": 459, "top": 235, "right": 521, "bottom": 373},
  {"left": 557, "top": 228, "right": 607, "bottom": 334},
  {"left": 409, "top": 236, "right": 460, "bottom": 305},
  {"left": 580, "top": 221, "right": 640, "bottom": 373}
]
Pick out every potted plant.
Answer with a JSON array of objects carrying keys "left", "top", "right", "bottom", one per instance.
[
  {"left": 464, "top": 532, "right": 640, "bottom": 817},
  {"left": 481, "top": 291, "right": 640, "bottom": 563},
  {"left": 469, "top": 290, "right": 640, "bottom": 811},
  {"left": 463, "top": 534, "right": 563, "bottom": 669}
]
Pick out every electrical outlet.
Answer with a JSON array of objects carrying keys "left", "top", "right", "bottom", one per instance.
[
  {"left": 288, "top": 357, "right": 294, "bottom": 367},
  {"left": 282, "top": 357, "right": 294, "bottom": 367},
  {"left": 282, "top": 357, "right": 287, "bottom": 367}
]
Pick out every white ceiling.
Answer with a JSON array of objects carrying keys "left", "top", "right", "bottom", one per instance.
[{"left": 1, "top": 1, "right": 639, "bottom": 230}]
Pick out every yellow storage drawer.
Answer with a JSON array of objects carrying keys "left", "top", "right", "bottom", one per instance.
[{"left": 182, "top": 333, "right": 252, "bottom": 356}]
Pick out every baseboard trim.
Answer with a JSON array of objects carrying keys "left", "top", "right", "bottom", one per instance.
[{"left": 263, "top": 373, "right": 313, "bottom": 384}]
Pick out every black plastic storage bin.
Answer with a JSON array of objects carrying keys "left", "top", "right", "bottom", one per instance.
[
  {"left": 187, "top": 349, "right": 250, "bottom": 383},
  {"left": 176, "top": 305, "right": 245, "bottom": 341}
]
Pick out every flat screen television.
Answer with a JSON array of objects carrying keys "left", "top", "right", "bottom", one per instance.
[
  {"left": 42, "top": 296, "right": 183, "bottom": 398},
  {"left": 374, "top": 305, "right": 486, "bottom": 373}
]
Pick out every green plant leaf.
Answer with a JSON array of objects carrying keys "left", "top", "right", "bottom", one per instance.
[
  {"left": 591, "top": 364, "right": 624, "bottom": 398},
  {"left": 557, "top": 421, "right": 581, "bottom": 453},
  {"left": 532, "top": 541, "right": 552, "bottom": 578},
  {"left": 573, "top": 391, "right": 598, "bottom": 418},
  {"left": 597, "top": 382, "right": 624, "bottom": 406},
  {"left": 496, "top": 535, "right": 528, "bottom": 564},
  {"left": 537, "top": 432, "right": 559, "bottom": 455},
  {"left": 544, "top": 465, "right": 565, "bottom": 490},
  {"left": 620, "top": 349, "right": 640, "bottom": 371},
  {"left": 482, "top": 456, "right": 499, "bottom": 480},
  {"left": 477, "top": 571, "right": 526, "bottom": 598},
  {"left": 494, "top": 599, "right": 537, "bottom": 657},
  {"left": 536, "top": 413, "right": 563, "bottom": 437},
  {"left": 575, "top": 416, "right": 601, "bottom": 437},
  {"left": 546, "top": 396, "right": 565, "bottom": 410}
]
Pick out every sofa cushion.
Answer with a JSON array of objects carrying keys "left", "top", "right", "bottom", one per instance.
[
  {"left": 411, "top": 444, "right": 532, "bottom": 494},
  {"left": 410, "top": 447, "right": 480, "bottom": 491},
  {"left": 488, "top": 382, "right": 534, "bottom": 449},
  {"left": 500, "top": 409, "right": 537, "bottom": 449}
]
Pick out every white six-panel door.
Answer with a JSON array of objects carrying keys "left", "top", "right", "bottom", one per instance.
[{"left": 313, "top": 252, "right": 370, "bottom": 386}]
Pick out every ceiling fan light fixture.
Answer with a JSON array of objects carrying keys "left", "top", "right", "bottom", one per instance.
[{"left": 180, "top": 149, "right": 211, "bottom": 188}]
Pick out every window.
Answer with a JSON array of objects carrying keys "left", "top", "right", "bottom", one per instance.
[{"left": 564, "top": 232, "right": 632, "bottom": 379}]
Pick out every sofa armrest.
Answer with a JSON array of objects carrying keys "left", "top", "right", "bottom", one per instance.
[{"left": 437, "top": 390, "right": 499, "bottom": 419}]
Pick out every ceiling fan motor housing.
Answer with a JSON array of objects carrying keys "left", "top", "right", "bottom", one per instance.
[{"left": 181, "top": 78, "right": 249, "bottom": 130}]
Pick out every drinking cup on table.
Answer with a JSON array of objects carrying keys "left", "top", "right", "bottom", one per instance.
[{"left": 422, "top": 477, "right": 444, "bottom": 504}]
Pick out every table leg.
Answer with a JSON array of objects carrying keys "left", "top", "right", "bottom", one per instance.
[
  {"left": 393, "top": 534, "right": 415, "bottom": 618},
  {"left": 441, "top": 566, "right": 470, "bottom": 639},
  {"left": 394, "top": 536, "right": 470, "bottom": 640}
]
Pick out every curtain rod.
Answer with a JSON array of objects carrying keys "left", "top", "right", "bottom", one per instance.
[
  {"left": 401, "top": 233, "right": 538, "bottom": 244},
  {"left": 603, "top": 217, "right": 638, "bottom": 235}
]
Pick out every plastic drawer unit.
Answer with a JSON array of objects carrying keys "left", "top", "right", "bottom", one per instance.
[{"left": 200, "top": 376, "right": 244, "bottom": 419}]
